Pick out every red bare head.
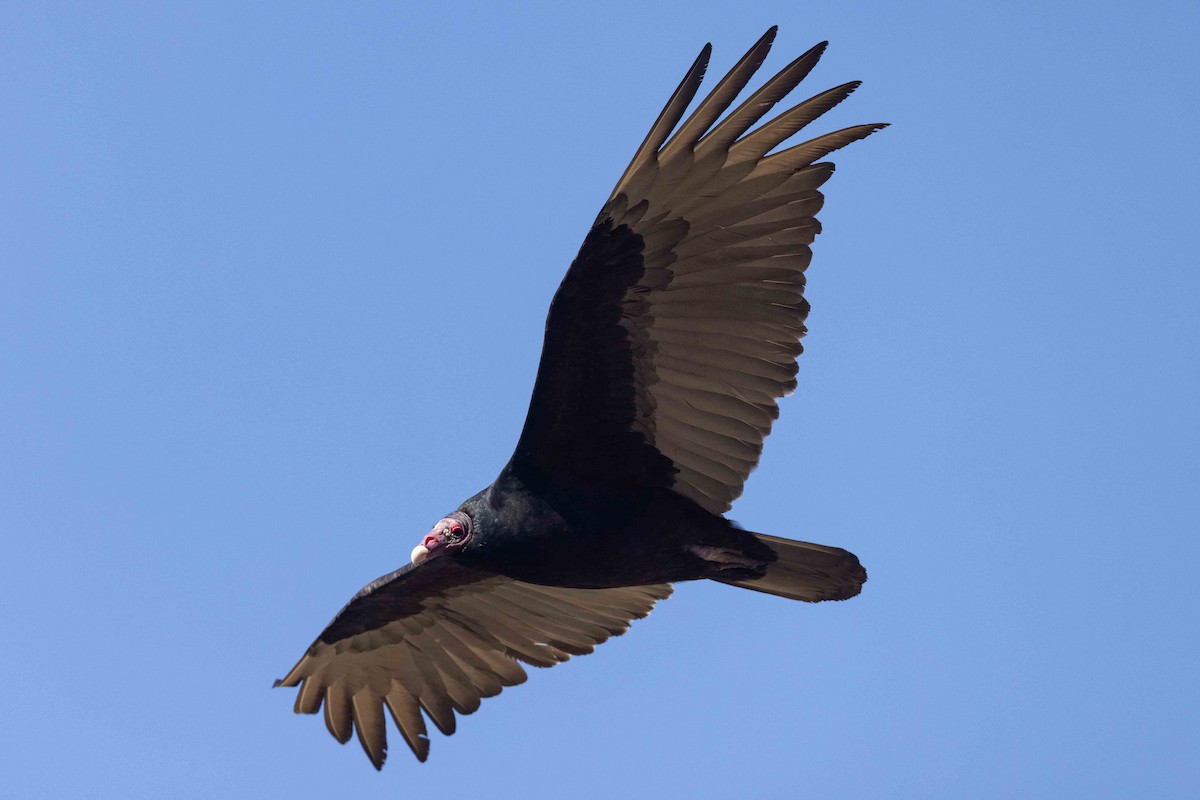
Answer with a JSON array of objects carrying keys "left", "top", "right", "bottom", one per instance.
[{"left": 410, "top": 511, "right": 473, "bottom": 564}]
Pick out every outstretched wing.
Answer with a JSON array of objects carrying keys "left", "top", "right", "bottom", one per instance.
[
  {"left": 276, "top": 557, "right": 671, "bottom": 768},
  {"left": 510, "top": 28, "right": 885, "bottom": 512}
]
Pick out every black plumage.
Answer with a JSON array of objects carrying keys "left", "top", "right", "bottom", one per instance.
[{"left": 277, "top": 26, "right": 884, "bottom": 769}]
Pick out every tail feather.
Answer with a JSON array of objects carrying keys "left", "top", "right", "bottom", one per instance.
[{"left": 718, "top": 533, "right": 866, "bottom": 602}]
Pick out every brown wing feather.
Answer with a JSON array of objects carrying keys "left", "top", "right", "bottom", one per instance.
[
  {"left": 511, "top": 31, "right": 885, "bottom": 512},
  {"left": 275, "top": 557, "right": 670, "bottom": 768}
]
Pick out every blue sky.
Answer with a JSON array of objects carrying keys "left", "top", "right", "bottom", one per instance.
[{"left": 3, "top": 1, "right": 1198, "bottom": 797}]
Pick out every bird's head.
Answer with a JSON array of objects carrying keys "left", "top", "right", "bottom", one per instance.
[{"left": 410, "top": 511, "right": 474, "bottom": 565}]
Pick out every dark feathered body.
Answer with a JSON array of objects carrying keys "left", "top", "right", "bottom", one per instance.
[{"left": 454, "top": 470, "right": 774, "bottom": 589}]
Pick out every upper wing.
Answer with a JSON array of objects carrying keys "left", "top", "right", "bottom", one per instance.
[
  {"left": 275, "top": 557, "right": 671, "bottom": 768},
  {"left": 510, "top": 28, "right": 885, "bottom": 512}
]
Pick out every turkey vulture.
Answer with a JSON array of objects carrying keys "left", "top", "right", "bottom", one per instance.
[{"left": 277, "top": 27, "right": 883, "bottom": 769}]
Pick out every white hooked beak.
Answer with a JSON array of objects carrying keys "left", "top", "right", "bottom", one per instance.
[{"left": 410, "top": 544, "right": 430, "bottom": 565}]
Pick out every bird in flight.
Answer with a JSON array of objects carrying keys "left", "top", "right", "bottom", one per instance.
[{"left": 277, "top": 26, "right": 884, "bottom": 769}]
